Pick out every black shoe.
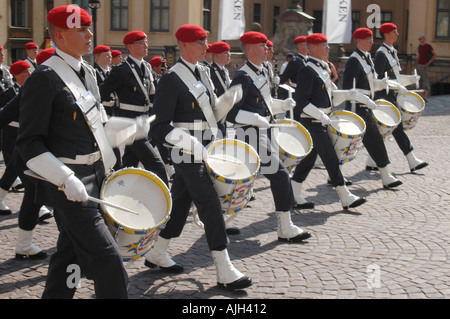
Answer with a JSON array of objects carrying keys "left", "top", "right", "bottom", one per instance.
[
  {"left": 15, "top": 250, "right": 47, "bottom": 260},
  {"left": 217, "top": 276, "right": 252, "bottom": 291},
  {"left": 39, "top": 212, "right": 53, "bottom": 223},
  {"left": 226, "top": 227, "right": 241, "bottom": 235},
  {"left": 10, "top": 183, "right": 24, "bottom": 192},
  {"left": 383, "top": 180, "right": 403, "bottom": 189},
  {"left": 411, "top": 161, "right": 429, "bottom": 173},
  {"left": 294, "top": 202, "right": 315, "bottom": 209},
  {"left": 365, "top": 166, "right": 378, "bottom": 171},
  {"left": 278, "top": 231, "right": 311, "bottom": 243},
  {"left": 0, "top": 209, "right": 12, "bottom": 216},
  {"left": 144, "top": 259, "right": 184, "bottom": 273},
  {"left": 328, "top": 179, "right": 353, "bottom": 186},
  {"left": 343, "top": 197, "right": 367, "bottom": 210}
]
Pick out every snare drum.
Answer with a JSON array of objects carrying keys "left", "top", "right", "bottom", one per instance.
[
  {"left": 327, "top": 110, "right": 366, "bottom": 164},
  {"left": 271, "top": 119, "right": 313, "bottom": 171},
  {"left": 206, "top": 139, "right": 260, "bottom": 217},
  {"left": 372, "top": 99, "right": 401, "bottom": 138},
  {"left": 396, "top": 91, "right": 425, "bottom": 130},
  {"left": 100, "top": 168, "right": 172, "bottom": 262}
]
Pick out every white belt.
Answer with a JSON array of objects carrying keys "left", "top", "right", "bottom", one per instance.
[
  {"left": 173, "top": 121, "right": 210, "bottom": 131},
  {"left": 102, "top": 101, "right": 115, "bottom": 107},
  {"left": 119, "top": 103, "right": 150, "bottom": 113},
  {"left": 8, "top": 121, "right": 19, "bottom": 128},
  {"left": 58, "top": 151, "right": 101, "bottom": 165}
]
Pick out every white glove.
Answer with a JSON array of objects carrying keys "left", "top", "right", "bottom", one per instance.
[
  {"left": 366, "top": 99, "right": 378, "bottom": 110},
  {"left": 192, "top": 139, "right": 208, "bottom": 162},
  {"left": 214, "top": 84, "right": 243, "bottom": 122},
  {"left": 135, "top": 115, "right": 150, "bottom": 140},
  {"left": 256, "top": 115, "right": 271, "bottom": 129},
  {"left": 282, "top": 98, "right": 296, "bottom": 111},
  {"left": 345, "top": 88, "right": 358, "bottom": 100},
  {"left": 320, "top": 114, "right": 331, "bottom": 126},
  {"left": 397, "top": 84, "right": 408, "bottom": 95},
  {"left": 373, "top": 76, "right": 389, "bottom": 91},
  {"left": 273, "top": 76, "right": 280, "bottom": 86},
  {"left": 63, "top": 174, "right": 89, "bottom": 202}
]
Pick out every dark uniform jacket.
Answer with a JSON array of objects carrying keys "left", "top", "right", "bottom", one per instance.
[
  {"left": 227, "top": 61, "right": 272, "bottom": 122},
  {"left": 209, "top": 62, "right": 229, "bottom": 97},
  {"left": 374, "top": 44, "right": 398, "bottom": 102},
  {"left": 100, "top": 56, "right": 153, "bottom": 118},
  {"left": 280, "top": 53, "right": 307, "bottom": 85},
  {"left": 294, "top": 58, "right": 331, "bottom": 120}
]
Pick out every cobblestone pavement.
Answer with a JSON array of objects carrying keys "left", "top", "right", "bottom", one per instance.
[{"left": 0, "top": 95, "right": 449, "bottom": 300}]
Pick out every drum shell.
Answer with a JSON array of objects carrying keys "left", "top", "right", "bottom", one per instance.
[
  {"left": 373, "top": 99, "right": 401, "bottom": 138},
  {"left": 206, "top": 139, "right": 260, "bottom": 215},
  {"left": 396, "top": 92, "right": 425, "bottom": 130},
  {"left": 100, "top": 168, "right": 172, "bottom": 262},
  {"left": 327, "top": 110, "right": 366, "bottom": 164},
  {"left": 271, "top": 119, "right": 313, "bottom": 171}
]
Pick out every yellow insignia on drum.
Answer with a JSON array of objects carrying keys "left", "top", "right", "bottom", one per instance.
[{"left": 73, "top": 112, "right": 77, "bottom": 121}]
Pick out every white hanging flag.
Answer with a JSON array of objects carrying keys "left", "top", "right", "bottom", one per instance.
[
  {"left": 323, "top": 0, "right": 352, "bottom": 44},
  {"left": 218, "top": 0, "right": 245, "bottom": 41}
]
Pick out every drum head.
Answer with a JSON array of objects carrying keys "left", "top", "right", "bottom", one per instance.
[
  {"left": 397, "top": 92, "right": 425, "bottom": 113},
  {"left": 373, "top": 100, "right": 401, "bottom": 127},
  {"left": 101, "top": 168, "right": 171, "bottom": 232},
  {"left": 272, "top": 119, "right": 312, "bottom": 158},
  {"left": 207, "top": 139, "right": 260, "bottom": 182},
  {"left": 329, "top": 111, "right": 365, "bottom": 137}
]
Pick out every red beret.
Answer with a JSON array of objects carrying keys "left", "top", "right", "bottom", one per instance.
[
  {"left": 210, "top": 42, "right": 231, "bottom": 54},
  {"left": 294, "top": 36, "right": 307, "bottom": 44},
  {"left": 175, "top": 24, "right": 207, "bottom": 42},
  {"left": 0, "top": 45, "right": 3, "bottom": 50},
  {"left": 306, "top": 33, "right": 328, "bottom": 44},
  {"left": 240, "top": 31, "right": 268, "bottom": 44},
  {"left": 380, "top": 23, "right": 397, "bottom": 34},
  {"left": 93, "top": 45, "right": 111, "bottom": 54},
  {"left": 111, "top": 50, "right": 122, "bottom": 58},
  {"left": 267, "top": 40, "right": 273, "bottom": 47},
  {"left": 353, "top": 28, "right": 373, "bottom": 39},
  {"left": 123, "top": 31, "right": 147, "bottom": 45},
  {"left": 206, "top": 44, "right": 212, "bottom": 53},
  {"left": 47, "top": 5, "right": 91, "bottom": 29},
  {"left": 36, "top": 48, "right": 56, "bottom": 65},
  {"left": 150, "top": 56, "right": 162, "bottom": 67},
  {"left": 25, "top": 42, "right": 38, "bottom": 50},
  {"left": 10, "top": 61, "right": 30, "bottom": 75}
]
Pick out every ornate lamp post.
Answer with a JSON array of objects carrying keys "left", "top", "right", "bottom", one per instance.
[{"left": 88, "top": 0, "right": 101, "bottom": 48}]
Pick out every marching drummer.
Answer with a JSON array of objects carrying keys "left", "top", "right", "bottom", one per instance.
[
  {"left": 342, "top": 28, "right": 403, "bottom": 189},
  {"left": 370, "top": 22, "right": 428, "bottom": 173},
  {"left": 147, "top": 24, "right": 252, "bottom": 291},
  {"left": 226, "top": 31, "right": 311, "bottom": 242},
  {"left": 99, "top": 31, "right": 168, "bottom": 184},
  {"left": 280, "top": 35, "right": 308, "bottom": 88},
  {"left": 290, "top": 33, "right": 367, "bottom": 211},
  {"left": 16, "top": 5, "right": 130, "bottom": 298}
]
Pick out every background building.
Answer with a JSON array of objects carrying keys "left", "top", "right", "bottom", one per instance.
[{"left": 0, "top": 0, "right": 448, "bottom": 93}]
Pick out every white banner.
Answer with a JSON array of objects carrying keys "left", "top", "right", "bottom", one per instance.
[
  {"left": 323, "top": 0, "right": 352, "bottom": 44},
  {"left": 218, "top": 0, "right": 245, "bottom": 41}
]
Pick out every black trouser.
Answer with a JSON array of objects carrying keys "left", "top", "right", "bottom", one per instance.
[
  {"left": 41, "top": 162, "right": 128, "bottom": 299},
  {"left": 121, "top": 138, "right": 168, "bottom": 185},
  {"left": 0, "top": 127, "right": 18, "bottom": 191},
  {"left": 292, "top": 119, "right": 345, "bottom": 187},
  {"left": 346, "top": 105, "right": 390, "bottom": 168},
  {"left": 237, "top": 127, "right": 294, "bottom": 212},
  {"left": 159, "top": 159, "right": 228, "bottom": 252}
]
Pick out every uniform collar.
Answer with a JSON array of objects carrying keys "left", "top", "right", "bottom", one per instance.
[
  {"left": 308, "top": 56, "right": 327, "bottom": 69},
  {"left": 247, "top": 60, "right": 263, "bottom": 73},
  {"left": 128, "top": 55, "right": 143, "bottom": 68},
  {"left": 55, "top": 48, "right": 83, "bottom": 71},
  {"left": 180, "top": 56, "right": 199, "bottom": 73}
]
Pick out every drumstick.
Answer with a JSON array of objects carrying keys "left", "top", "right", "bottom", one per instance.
[
  {"left": 385, "top": 72, "right": 389, "bottom": 95},
  {"left": 24, "top": 170, "right": 140, "bottom": 215},
  {"left": 208, "top": 154, "right": 242, "bottom": 164},
  {"left": 270, "top": 123, "right": 298, "bottom": 128},
  {"left": 414, "top": 69, "right": 419, "bottom": 89},
  {"left": 147, "top": 114, "right": 156, "bottom": 124}
]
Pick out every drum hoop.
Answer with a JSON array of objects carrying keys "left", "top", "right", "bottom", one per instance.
[
  {"left": 206, "top": 139, "right": 261, "bottom": 184},
  {"left": 397, "top": 91, "right": 425, "bottom": 114},
  {"left": 101, "top": 167, "right": 172, "bottom": 234},
  {"left": 373, "top": 100, "right": 402, "bottom": 128},
  {"left": 329, "top": 111, "right": 366, "bottom": 139},
  {"left": 275, "top": 119, "right": 313, "bottom": 160}
]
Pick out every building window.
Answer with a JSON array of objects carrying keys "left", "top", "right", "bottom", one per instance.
[
  {"left": 436, "top": 0, "right": 450, "bottom": 38},
  {"left": 10, "top": 0, "right": 28, "bottom": 27},
  {"left": 151, "top": 0, "right": 170, "bottom": 32},
  {"left": 352, "top": 11, "right": 360, "bottom": 33},
  {"left": 254, "top": 3, "right": 261, "bottom": 24},
  {"left": 111, "top": 0, "right": 129, "bottom": 31},
  {"left": 313, "top": 10, "right": 322, "bottom": 34},
  {"left": 203, "top": 0, "right": 212, "bottom": 32},
  {"left": 374, "top": 12, "right": 392, "bottom": 39},
  {"left": 273, "top": 6, "right": 280, "bottom": 34}
]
